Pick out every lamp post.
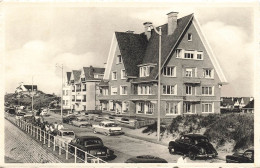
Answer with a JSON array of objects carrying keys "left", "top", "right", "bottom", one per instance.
[
  {"left": 56, "top": 64, "right": 64, "bottom": 122},
  {"left": 149, "top": 25, "right": 162, "bottom": 141}
]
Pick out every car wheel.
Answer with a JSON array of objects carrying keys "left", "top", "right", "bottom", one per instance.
[
  {"left": 104, "top": 132, "right": 109, "bottom": 136},
  {"left": 189, "top": 152, "right": 196, "bottom": 160},
  {"left": 93, "top": 129, "right": 97, "bottom": 134},
  {"left": 169, "top": 147, "right": 175, "bottom": 154}
]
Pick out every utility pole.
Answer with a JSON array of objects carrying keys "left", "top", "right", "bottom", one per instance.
[
  {"left": 32, "top": 76, "right": 34, "bottom": 113},
  {"left": 56, "top": 64, "right": 64, "bottom": 122}
]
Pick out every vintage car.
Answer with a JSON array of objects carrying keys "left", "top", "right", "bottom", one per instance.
[
  {"left": 15, "top": 112, "right": 26, "bottom": 120},
  {"left": 226, "top": 149, "right": 254, "bottom": 163},
  {"left": 168, "top": 134, "right": 218, "bottom": 160},
  {"left": 71, "top": 116, "right": 91, "bottom": 127},
  {"left": 40, "top": 109, "right": 50, "bottom": 116},
  {"left": 23, "top": 114, "right": 34, "bottom": 123},
  {"left": 55, "top": 129, "right": 75, "bottom": 147},
  {"left": 92, "top": 121, "right": 123, "bottom": 136},
  {"left": 62, "top": 114, "right": 78, "bottom": 124},
  {"left": 68, "top": 136, "right": 114, "bottom": 161},
  {"left": 125, "top": 155, "right": 168, "bottom": 163}
]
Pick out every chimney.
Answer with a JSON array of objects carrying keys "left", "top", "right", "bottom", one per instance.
[
  {"left": 126, "top": 30, "right": 134, "bottom": 34},
  {"left": 89, "top": 65, "right": 94, "bottom": 76},
  {"left": 167, "top": 12, "right": 178, "bottom": 35},
  {"left": 143, "top": 22, "right": 153, "bottom": 40}
]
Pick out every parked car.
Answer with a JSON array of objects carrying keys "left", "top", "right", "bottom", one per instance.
[
  {"left": 168, "top": 134, "right": 218, "bottom": 160},
  {"left": 92, "top": 121, "right": 123, "bottom": 136},
  {"left": 62, "top": 114, "right": 78, "bottom": 124},
  {"left": 125, "top": 155, "right": 168, "bottom": 163},
  {"left": 15, "top": 112, "right": 26, "bottom": 120},
  {"left": 23, "top": 114, "right": 34, "bottom": 123},
  {"left": 68, "top": 136, "right": 114, "bottom": 161},
  {"left": 226, "top": 149, "right": 254, "bottom": 163},
  {"left": 7, "top": 108, "right": 16, "bottom": 115},
  {"left": 71, "top": 116, "right": 91, "bottom": 127},
  {"left": 55, "top": 129, "right": 75, "bottom": 147},
  {"left": 40, "top": 109, "right": 50, "bottom": 116}
]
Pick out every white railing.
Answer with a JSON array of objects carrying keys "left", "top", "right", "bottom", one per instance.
[{"left": 5, "top": 114, "right": 107, "bottom": 163}]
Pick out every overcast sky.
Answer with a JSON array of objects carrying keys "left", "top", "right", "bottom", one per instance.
[{"left": 4, "top": 3, "right": 256, "bottom": 97}]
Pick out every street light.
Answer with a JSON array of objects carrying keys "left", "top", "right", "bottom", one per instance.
[
  {"left": 149, "top": 25, "right": 162, "bottom": 141},
  {"left": 56, "top": 64, "right": 64, "bottom": 122}
]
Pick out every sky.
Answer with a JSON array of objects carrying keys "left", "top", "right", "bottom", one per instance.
[{"left": 4, "top": 3, "right": 256, "bottom": 97}]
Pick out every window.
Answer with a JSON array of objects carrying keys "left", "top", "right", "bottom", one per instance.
[
  {"left": 122, "top": 101, "right": 129, "bottom": 112},
  {"left": 111, "top": 86, "right": 118, "bottom": 95},
  {"left": 138, "top": 85, "right": 151, "bottom": 95},
  {"left": 112, "top": 71, "right": 117, "bottom": 80},
  {"left": 188, "top": 33, "right": 192, "bottom": 41},
  {"left": 186, "top": 85, "right": 192, "bottom": 95},
  {"left": 184, "top": 103, "right": 193, "bottom": 113},
  {"left": 94, "top": 74, "right": 99, "bottom": 78},
  {"left": 197, "top": 51, "right": 203, "bottom": 60},
  {"left": 166, "top": 102, "right": 179, "bottom": 115},
  {"left": 202, "top": 103, "right": 213, "bottom": 113},
  {"left": 163, "top": 66, "right": 176, "bottom": 77},
  {"left": 185, "top": 68, "right": 193, "bottom": 77},
  {"left": 83, "top": 95, "right": 86, "bottom": 102},
  {"left": 163, "top": 85, "right": 177, "bottom": 95},
  {"left": 139, "top": 66, "right": 152, "bottom": 77},
  {"left": 136, "top": 102, "right": 145, "bottom": 114},
  {"left": 202, "top": 86, "right": 214, "bottom": 95},
  {"left": 120, "top": 86, "right": 127, "bottom": 95},
  {"left": 146, "top": 102, "right": 154, "bottom": 115},
  {"left": 203, "top": 69, "right": 214, "bottom": 78},
  {"left": 72, "top": 95, "right": 75, "bottom": 101},
  {"left": 109, "top": 101, "right": 115, "bottom": 111},
  {"left": 117, "top": 55, "right": 122, "bottom": 64},
  {"left": 184, "top": 51, "right": 194, "bottom": 59},
  {"left": 102, "top": 88, "right": 108, "bottom": 95},
  {"left": 176, "top": 49, "right": 183, "bottom": 58},
  {"left": 82, "top": 84, "right": 86, "bottom": 91},
  {"left": 121, "top": 69, "right": 126, "bottom": 79}
]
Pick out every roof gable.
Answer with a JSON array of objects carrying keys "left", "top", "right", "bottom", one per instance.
[{"left": 72, "top": 70, "right": 81, "bottom": 82}]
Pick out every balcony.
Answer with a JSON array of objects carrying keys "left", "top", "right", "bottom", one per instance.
[{"left": 183, "top": 77, "right": 201, "bottom": 85}]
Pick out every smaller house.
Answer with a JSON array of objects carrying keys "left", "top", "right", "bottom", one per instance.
[
  {"left": 242, "top": 100, "right": 254, "bottom": 113},
  {"left": 15, "top": 83, "right": 37, "bottom": 95}
]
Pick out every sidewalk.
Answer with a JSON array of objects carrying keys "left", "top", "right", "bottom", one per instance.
[{"left": 5, "top": 118, "right": 62, "bottom": 163}]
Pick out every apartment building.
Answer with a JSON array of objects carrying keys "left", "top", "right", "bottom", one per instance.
[
  {"left": 98, "top": 12, "right": 227, "bottom": 119},
  {"left": 64, "top": 66, "right": 105, "bottom": 112}
]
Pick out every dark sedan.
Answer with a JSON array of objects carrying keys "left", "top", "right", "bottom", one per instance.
[
  {"left": 62, "top": 114, "right": 78, "bottom": 124},
  {"left": 226, "top": 149, "right": 254, "bottom": 163},
  {"left": 168, "top": 134, "right": 218, "bottom": 160},
  {"left": 68, "top": 136, "right": 114, "bottom": 161},
  {"left": 125, "top": 155, "right": 168, "bottom": 163}
]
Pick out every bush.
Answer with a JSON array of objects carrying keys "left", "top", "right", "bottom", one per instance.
[{"left": 142, "top": 121, "right": 166, "bottom": 134}]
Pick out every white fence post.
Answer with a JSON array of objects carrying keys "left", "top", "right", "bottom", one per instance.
[
  {"left": 40, "top": 129, "right": 42, "bottom": 142},
  {"left": 53, "top": 136, "right": 56, "bottom": 151},
  {"left": 66, "top": 143, "right": 68, "bottom": 160},
  {"left": 59, "top": 140, "right": 61, "bottom": 155},
  {"left": 43, "top": 131, "right": 46, "bottom": 144},
  {"left": 31, "top": 125, "right": 33, "bottom": 135},
  {"left": 74, "top": 147, "right": 77, "bottom": 163},
  {"left": 48, "top": 133, "right": 50, "bottom": 147},
  {"left": 36, "top": 127, "right": 39, "bottom": 140},
  {"left": 85, "top": 152, "right": 88, "bottom": 163}
]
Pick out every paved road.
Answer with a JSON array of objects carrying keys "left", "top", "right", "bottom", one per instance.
[{"left": 43, "top": 113, "right": 224, "bottom": 163}]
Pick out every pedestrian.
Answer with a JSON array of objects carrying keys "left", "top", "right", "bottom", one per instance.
[
  {"left": 177, "top": 154, "right": 187, "bottom": 163},
  {"left": 57, "top": 122, "right": 64, "bottom": 130}
]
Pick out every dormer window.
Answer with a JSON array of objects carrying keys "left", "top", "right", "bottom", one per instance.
[
  {"left": 140, "top": 66, "right": 153, "bottom": 77},
  {"left": 188, "top": 33, "right": 192, "bottom": 41},
  {"left": 117, "top": 55, "right": 122, "bottom": 64}
]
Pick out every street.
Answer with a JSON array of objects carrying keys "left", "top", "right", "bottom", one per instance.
[{"left": 42, "top": 112, "right": 224, "bottom": 163}]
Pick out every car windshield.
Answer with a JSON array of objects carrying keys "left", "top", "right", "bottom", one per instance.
[
  {"left": 84, "top": 139, "right": 103, "bottom": 146},
  {"left": 105, "top": 123, "right": 117, "bottom": 127},
  {"left": 194, "top": 137, "right": 209, "bottom": 144},
  {"left": 63, "top": 132, "right": 75, "bottom": 136}
]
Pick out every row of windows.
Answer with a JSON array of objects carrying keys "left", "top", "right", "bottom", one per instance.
[
  {"left": 162, "top": 66, "right": 214, "bottom": 78},
  {"left": 71, "top": 84, "right": 86, "bottom": 91},
  {"left": 72, "top": 95, "right": 87, "bottom": 101},
  {"left": 103, "top": 85, "right": 214, "bottom": 96},
  {"left": 176, "top": 49, "right": 203, "bottom": 60},
  {"left": 102, "top": 101, "right": 214, "bottom": 115},
  {"left": 112, "top": 69, "right": 126, "bottom": 80}
]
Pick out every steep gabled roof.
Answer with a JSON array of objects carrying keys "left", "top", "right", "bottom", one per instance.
[
  {"left": 66, "top": 72, "right": 72, "bottom": 83},
  {"left": 83, "top": 66, "right": 105, "bottom": 80},
  {"left": 115, "top": 32, "right": 148, "bottom": 77},
  {"left": 243, "top": 100, "right": 254, "bottom": 109},
  {"left": 23, "top": 85, "right": 37, "bottom": 90},
  {"left": 133, "top": 14, "right": 194, "bottom": 82},
  {"left": 72, "top": 70, "right": 81, "bottom": 82}
]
